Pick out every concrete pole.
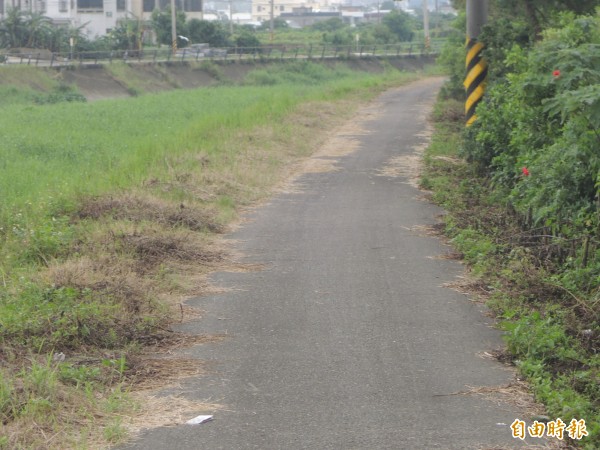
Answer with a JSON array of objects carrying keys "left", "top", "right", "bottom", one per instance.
[
  {"left": 138, "top": 0, "right": 144, "bottom": 51},
  {"left": 422, "top": 0, "right": 429, "bottom": 49},
  {"left": 466, "top": 0, "right": 488, "bottom": 40},
  {"left": 229, "top": 0, "right": 234, "bottom": 34},
  {"left": 464, "top": 0, "right": 488, "bottom": 126},
  {"left": 270, "top": 0, "right": 274, "bottom": 42},
  {"left": 171, "top": 0, "right": 177, "bottom": 53}
]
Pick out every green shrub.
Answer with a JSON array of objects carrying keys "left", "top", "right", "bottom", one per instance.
[
  {"left": 463, "top": 12, "right": 600, "bottom": 230},
  {"left": 425, "top": 8, "right": 600, "bottom": 443}
]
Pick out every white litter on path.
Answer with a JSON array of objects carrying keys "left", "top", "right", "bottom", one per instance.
[{"left": 186, "top": 415, "right": 214, "bottom": 425}]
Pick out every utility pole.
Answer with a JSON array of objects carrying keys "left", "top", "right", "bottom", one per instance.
[
  {"left": 467, "top": 0, "right": 488, "bottom": 39},
  {"left": 464, "top": 0, "right": 488, "bottom": 125},
  {"left": 229, "top": 0, "right": 234, "bottom": 34},
  {"left": 171, "top": 0, "right": 177, "bottom": 54},
  {"left": 422, "top": 0, "right": 429, "bottom": 49},
  {"left": 270, "top": 0, "right": 274, "bottom": 42}
]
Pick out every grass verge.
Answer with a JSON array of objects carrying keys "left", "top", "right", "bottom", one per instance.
[
  {"left": 0, "top": 62, "right": 420, "bottom": 448},
  {"left": 422, "top": 97, "right": 599, "bottom": 449}
]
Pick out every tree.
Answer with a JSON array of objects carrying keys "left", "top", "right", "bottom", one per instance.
[
  {"left": 478, "top": 17, "right": 531, "bottom": 82},
  {"left": 311, "top": 18, "right": 346, "bottom": 32},
  {"left": 187, "top": 19, "right": 230, "bottom": 47},
  {"left": 382, "top": 10, "right": 415, "bottom": 41},
  {"left": 235, "top": 31, "right": 261, "bottom": 49},
  {"left": 0, "top": 8, "right": 89, "bottom": 51},
  {"left": 151, "top": 7, "right": 187, "bottom": 46},
  {"left": 23, "top": 12, "right": 52, "bottom": 48},
  {"left": 45, "top": 26, "right": 68, "bottom": 52},
  {"left": 453, "top": 0, "right": 600, "bottom": 37},
  {"left": 110, "top": 19, "right": 143, "bottom": 50},
  {"left": 371, "top": 24, "right": 396, "bottom": 44},
  {"left": 322, "top": 28, "right": 354, "bottom": 46},
  {"left": 258, "top": 17, "right": 288, "bottom": 30},
  {"left": 0, "top": 8, "right": 28, "bottom": 48},
  {"left": 493, "top": 0, "right": 600, "bottom": 35}
]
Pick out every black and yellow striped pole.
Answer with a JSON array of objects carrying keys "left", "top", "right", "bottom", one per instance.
[{"left": 464, "top": 0, "right": 488, "bottom": 126}]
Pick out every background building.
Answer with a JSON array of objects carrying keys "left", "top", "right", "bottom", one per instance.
[
  {"left": 251, "top": 0, "right": 332, "bottom": 23},
  {"left": 0, "top": 0, "right": 207, "bottom": 40}
]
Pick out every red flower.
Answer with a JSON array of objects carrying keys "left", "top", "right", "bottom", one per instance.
[
  {"left": 522, "top": 167, "right": 530, "bottom": 176},
  {"left": 553, "top": 70, "right": 561, "bottom": 77}
]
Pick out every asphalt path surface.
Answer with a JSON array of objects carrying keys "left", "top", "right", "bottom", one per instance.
[{"left": 124, "top": 78, "right": 530, "bottom": 449}]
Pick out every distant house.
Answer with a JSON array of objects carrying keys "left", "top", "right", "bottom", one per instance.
[
  {"left": 251, "top": 0, "right": 332, "bottom": 24},
  {"left": 0, "top": 0, "right": 130, "bottom": 38},
  {"left": 0, "top": 0, "right": 205, "bottom": 40},
  {"left": 340, "top": 9, "right": 363, "bottom": 26},
  {"left": 231, "top": 12, "right": 256, "bottom": 25},
  {"left": 141, "top": 0, "right": 204, "bottom": 21},
  {"left": 363, "top": 9, "right": 391, "bottom": 23},
  {"left": 204, "top": 10, "right": 255, "bottom": 24},
  {"left": 280, "top": 7, "right": 339, "bottom": 28}
]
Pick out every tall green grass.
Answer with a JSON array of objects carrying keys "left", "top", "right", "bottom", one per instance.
[
  {"left": 0, "top": 60, "right": 419, "bottom": 355},
  {"left": 0, "top": 62, "right": 413, "bottom": 266},
  {"left": 0, "top": 65, "right": 394, "bottom": 214},
  {"left": 0, "top": 85, "right": 278, "bottom": 224},
  {"left": 0, "top": 62, "right": 418, "bottom": 346}
]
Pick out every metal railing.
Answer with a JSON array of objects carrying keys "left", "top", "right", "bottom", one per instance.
[{"left": 0, "top": 42, "right": 440, "bottom": 67}]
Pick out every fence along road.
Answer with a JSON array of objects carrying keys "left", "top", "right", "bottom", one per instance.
[
  {"left": 120, "top": 77, "right": 534, "bottom": 449},
  {"left": 1, "top": 42, "right": 440, "bottom": 67}
]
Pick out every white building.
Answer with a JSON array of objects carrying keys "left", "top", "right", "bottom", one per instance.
[
  {"left": 139, "top": 0, "right": 204, "bottom": 23},
  {"left": 0, "top": 0, "right": 204, "bottom": 40},
  {"left": 0, "top": 0, "right": 132, "bottom": 39},
  {"left": 251, "top": 0, "right": 332, "bottom": 23}
]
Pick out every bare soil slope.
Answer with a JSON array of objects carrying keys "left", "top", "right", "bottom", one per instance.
[
  {"left": 60, "top": 66, "right": 131, "bottom": 100},
  {"left": 4, "top": 56, "right": 436, "bottom": 101}
]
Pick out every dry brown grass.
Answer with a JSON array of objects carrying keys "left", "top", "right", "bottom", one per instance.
[
  {"left": 77, "top": 193, "right": 223, "bottom": 233},
  {"left": 443, "top": 275, "right": 495, "bottom": 301},
  {"left": 1, "top": 354, "right": 129, "bottom": 450},
  {"left": 460, "top": 379, "right": 544, "bottom": 417},
  {"left": 125, "top": 394, "right": 222, "bottom": 436},
  {"left": 123, "top": 333, "right": 227, "bottom": 439},
  {"left": 127, "top": 334, "right": 226, "bottom": 391},
  {"left": 119, "top": 231, "right": 222, "bottom": 268},
  {"left": 377, "top": 110, "right": 434, "bottom": 188},
  {"left": 46, "top": 255, "right": 152, "bottom": 303}
]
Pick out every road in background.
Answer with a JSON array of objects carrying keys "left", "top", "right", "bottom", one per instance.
[{"left": 123, "top": 78, "right": 531, "bottom": 449}]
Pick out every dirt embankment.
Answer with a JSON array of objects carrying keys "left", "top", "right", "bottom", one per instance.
[{"left": 28, "top": 56, "right": 435, "bottom": 100}]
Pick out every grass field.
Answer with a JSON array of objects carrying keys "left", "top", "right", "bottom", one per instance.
[{"left": 0, "top": 61, "right": 426, "bottom": 448}]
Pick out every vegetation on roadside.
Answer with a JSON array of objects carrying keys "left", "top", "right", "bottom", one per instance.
[
  {"left": 0, "top": 61, "right": 420, "bottom": 448},
  {"left": 425, "top": 3, "right": 600, "bottom": 448}
]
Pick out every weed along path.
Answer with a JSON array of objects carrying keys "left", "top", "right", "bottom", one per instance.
[{"left": 123, "top": 78, "right": 531, "bottom": 449}]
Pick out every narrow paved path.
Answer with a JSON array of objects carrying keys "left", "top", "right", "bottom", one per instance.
[{"left": 125, "top": 78, "right": 527, "bottom": 449}]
